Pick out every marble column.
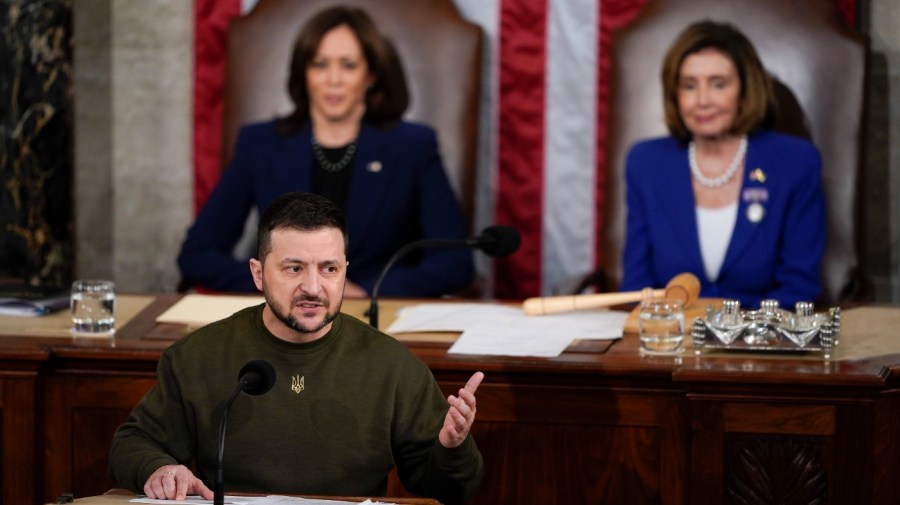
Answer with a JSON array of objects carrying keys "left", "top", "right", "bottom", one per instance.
[
  {"left": 73, "top": 0, "right": 193, "bottom": 292},
  {"left": 861, "top": 0, "right": 900, "bottom": 301}
]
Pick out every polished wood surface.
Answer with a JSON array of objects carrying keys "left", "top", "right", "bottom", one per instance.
[
  {"left": 47, "top": 488, "right": 440, "bottom": 504},
  {"left": 4, "top": 295, "right": 900, "bottom": 504}
]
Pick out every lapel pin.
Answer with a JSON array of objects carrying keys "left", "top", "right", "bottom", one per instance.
[
  {"left": 746, "top": 202, "right": 765, "bottom": 223},
  {"left": 742, "top": 187, "right": 769, "bottom": 204},
  {"left": 749, "top": 168, "right": 766, "bottom": 183},
  {"left": 366, "top": 161, "right": 382, "bottom": 173}
]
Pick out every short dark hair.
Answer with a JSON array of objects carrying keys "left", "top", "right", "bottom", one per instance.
[
  {"left": 279, "top": 5, "right": 409, "bottom": 133},
  {"left": 256, "top": 192, "right": 348, "bottom": 260},
  {"left": 661, "top": 20, "right": 777, "bottom": 141}
]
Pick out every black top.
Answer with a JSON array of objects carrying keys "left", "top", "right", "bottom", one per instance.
[{"left": 311, "top": 143, "right": 354, "bottom": 212}]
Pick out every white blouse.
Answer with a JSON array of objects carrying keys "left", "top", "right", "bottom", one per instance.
[{"left": 696, "top": 202, "right": 738, "bottom": 282}]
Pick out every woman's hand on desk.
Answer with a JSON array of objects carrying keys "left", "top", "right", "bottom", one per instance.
[
  {"left": 439, "top": 371, "right": 484, "bottom": 448},
  {"left": 144, "top": 464, "right": 213, "bottom": 501}
]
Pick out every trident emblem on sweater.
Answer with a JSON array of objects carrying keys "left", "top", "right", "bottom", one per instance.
[{"left": 291, "top": 375, "right": 305, "bottom": 394}]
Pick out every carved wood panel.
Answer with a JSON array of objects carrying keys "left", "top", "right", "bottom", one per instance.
[
  {"left": 428, "top": 377, "right": 686, "bottom": 504},
  {"left": 1, "top": 376, "right": 38, "bottom": 505},
  {"left": 725, "top": 434, "right": 829, "bottom": 505},
  {"left": 469, "top": 421, "right": 664, "bottom": 504},
  {"left": 41, "top": 374, "right": 157, "bottom": 504}
]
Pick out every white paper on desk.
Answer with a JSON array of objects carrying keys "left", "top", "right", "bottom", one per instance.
[
  {"left": 449, "top": 323, "right": 574, "bottom": 357},
  {"left": 447, "top": 310, "right": 629, "bottom": 357},
  {"left": 263, "top": 497, "right": 398, "bottom": 505},
  {"left": 155, "top": 294, "right": 265, "bottom": 327},
  {"left": 526, "top": 311, "right": 630, "bottom": 340},
  {"left": 387, "top": 303, "right": 521, "bottom": 332}
]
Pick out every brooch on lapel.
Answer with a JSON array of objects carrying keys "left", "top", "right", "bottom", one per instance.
[
  {"left": 742, "top": 173, "right": 768, "bottom": 224},
  {"left": 749, "top": 167, "right": 766, "bottom": 183},
  {"left": 366, "top": 161, "right": 382, "bottom": 173}
]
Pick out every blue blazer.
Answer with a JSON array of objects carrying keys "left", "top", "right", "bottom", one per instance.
[
  {"left": 620, "top": 131, "right": 825, "bottom": 309},
  {"left": 178, "top": 120, "right": 474, "bottom": 296}
]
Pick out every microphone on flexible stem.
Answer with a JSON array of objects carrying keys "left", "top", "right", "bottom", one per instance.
[
  {"left": 215, "top": 359, "right": 276, "bottom": 505},
  {"left": 368, "top": 225, "right": 521, "bottom": 328}
]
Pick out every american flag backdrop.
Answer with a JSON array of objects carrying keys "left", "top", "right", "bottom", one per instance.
[{"left": 193, "top": 0, "right": 857, "bottom": 299}]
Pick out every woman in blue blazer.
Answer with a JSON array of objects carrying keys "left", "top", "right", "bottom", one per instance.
[
  {"left": 178, "top": 6, "right": 473, "bottom": 297},
  {"left": 620, "top": 21, "right": 825, "bottom": 309}
]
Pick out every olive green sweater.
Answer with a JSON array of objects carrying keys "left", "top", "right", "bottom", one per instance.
[{"left": 109, "top": 305, "right": 482, "bottom": 504}]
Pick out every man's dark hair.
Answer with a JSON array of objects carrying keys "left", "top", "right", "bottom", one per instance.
[{"left": 256, "top": 192, "right": 348, "bottom": 260}]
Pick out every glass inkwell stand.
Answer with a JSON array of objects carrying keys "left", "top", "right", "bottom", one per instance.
[{"left": 691, "top": 299, "right": 840, "bottom": 359}]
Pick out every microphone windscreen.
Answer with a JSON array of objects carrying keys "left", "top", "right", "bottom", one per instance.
[
  {"left": 479, "top": 226, "right": 521, "bottom": 257},
  {"left": 238, "top": 359, "right": 277, "bottom": 396}
]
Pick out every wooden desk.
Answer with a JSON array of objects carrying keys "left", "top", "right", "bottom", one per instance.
[
  {"left": 49, "top": 488, "right": 440, "bottom": 504},
  {"left": 4, "top": 296, "right": 900, "bottom": 505}
]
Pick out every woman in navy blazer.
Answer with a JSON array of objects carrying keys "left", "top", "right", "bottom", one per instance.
[
  {"left": 178, "top": 6, "right": 473, "bottom": 297},
  {"left": 620, "top": 21, "right": 825, "bottom": 309}
]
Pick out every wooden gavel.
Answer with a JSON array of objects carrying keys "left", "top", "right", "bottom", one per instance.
[{"left": 522, "top": 272, "right": 701, "bottom": 316}]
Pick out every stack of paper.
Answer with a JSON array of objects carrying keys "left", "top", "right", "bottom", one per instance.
[
  {"left": 156, "top": 294, "right": 265, "bottom": 327},
  {"left": 387, "top": 303, "right": 627, "bottom": 358}
]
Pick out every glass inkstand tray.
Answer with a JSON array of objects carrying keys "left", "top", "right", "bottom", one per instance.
[{"left": 691, "top": 299, "right": 840, "bottom": 358}]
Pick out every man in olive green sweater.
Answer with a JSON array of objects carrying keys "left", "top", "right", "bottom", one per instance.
[{"left": 109, "top": 192, "right": 484, "bottom": 504}]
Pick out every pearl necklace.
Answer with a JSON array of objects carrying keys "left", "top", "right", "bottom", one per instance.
[
  {"left": 688, "top": 135, "right": 748, "bottom": 188},
  {"left": 312, "top": 135, "right": 357, "bottom": 173}
]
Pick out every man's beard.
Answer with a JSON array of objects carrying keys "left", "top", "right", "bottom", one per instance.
[{"left": 265, "top": 291, "right": 340, "bottom": 335}]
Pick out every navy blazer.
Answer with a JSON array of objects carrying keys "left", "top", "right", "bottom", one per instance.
[
  {"left": 178, "top": 120, "right": 474, "bottom": 296},
  {"left": 620, "top": 131, "right": 825, "bottom": 309}
]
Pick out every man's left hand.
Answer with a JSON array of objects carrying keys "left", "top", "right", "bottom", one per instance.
[{"left": 439, "top": 371, "right": 484, "bottom": 448}]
